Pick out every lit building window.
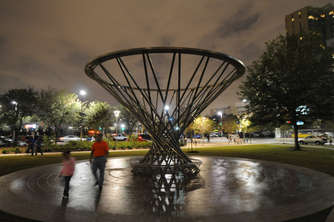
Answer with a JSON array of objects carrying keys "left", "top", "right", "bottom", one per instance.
[
  {"left": 291, "top": 17, "right": 295, "bottom": 22},
  {"left": 320, "top": 14, "right": 325, "bottom": 18},
  {"left": 308, "top": 15, "right": 315, "bottom": 20}
]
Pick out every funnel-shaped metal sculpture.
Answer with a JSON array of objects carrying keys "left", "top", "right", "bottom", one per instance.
[{"left": 85, "top": 47, "right": 245, "bottom": 176}]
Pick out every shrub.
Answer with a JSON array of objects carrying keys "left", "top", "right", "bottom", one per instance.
[
  {"left": 64, "top": 141, "right": 93, "bottom": 151},
  {"left": 42, "top": 135, "right": 54, "bottom": 152},
  {"left": 15, "top": 148, "right": 22, "bottom": 154},
  {"left": 2, "top": 149, "right": 9, "bottom": 154},
  {"left": 31, "top": 138, "right": 152, "bottom": 152}
]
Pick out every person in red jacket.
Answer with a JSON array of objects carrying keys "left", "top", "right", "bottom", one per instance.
[
  {"left": 90, "top": 134, "right": 109, "bottom": 190},
  {"left": 59, "top": 151, "right": 75, "bottom": 198}
]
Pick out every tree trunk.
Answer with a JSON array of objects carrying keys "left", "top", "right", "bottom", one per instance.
[
  {"left": 19, "top": 117, "right": 23, "bottom": 133},
  {"left": 293, "top": 121, "right": 301, "bottom": 151},
  {"left": 54, "top": 125, "right": 58, "bottom": 144}
]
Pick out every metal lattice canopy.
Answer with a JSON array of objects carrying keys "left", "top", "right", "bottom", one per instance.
[{"left": 85, "top": 47, "right": 245, "bottom": 176}]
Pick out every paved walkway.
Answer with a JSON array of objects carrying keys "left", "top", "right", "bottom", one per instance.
[{"left": 0, "top": 156, "right": 334, "bottom": 221}]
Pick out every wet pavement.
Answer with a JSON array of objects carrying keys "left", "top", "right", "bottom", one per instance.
[{"left": 0, "top": 156, "right": 334, "bottom": 222}]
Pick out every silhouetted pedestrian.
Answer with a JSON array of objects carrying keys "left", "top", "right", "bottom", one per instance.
[
  {"left": 329, "top": 136, "right": 333, "bottom": 145},
  {"left": 26, "top": 134, "right": 35, "bottom": 156},
  {"left": 34, "top": 135, "right": 43, "bottom": 156},
  {"left": 206, "top": 133, "right": 210, "bottom": 142}
]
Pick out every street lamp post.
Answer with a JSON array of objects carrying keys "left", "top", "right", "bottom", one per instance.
[
  {"left": 120, "top": 124, "right": 126, "bottom": 133},
  {"left": 217, "top": 111, "right": 223, "bottom": 136},
  {"left": 78, "top": 90, "right": 87, "bottom": 141},
  {"left": 11, "top": 101, "right": 18, "bottom": 141},
  {"left": 114, "top": 110, "right": 121, "bottom": 135}
]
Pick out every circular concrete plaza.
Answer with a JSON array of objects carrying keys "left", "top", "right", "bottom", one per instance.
[{"left": 0, "top": 156, "right": 334, "bottom": 222}]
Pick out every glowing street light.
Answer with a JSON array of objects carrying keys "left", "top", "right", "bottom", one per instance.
[
  {"left": 79, "top": 89, "right": 87, "bottom": 97},
  {"left": 120, "top": 124, "right": 126, "bottom": 132},
  {"left": 11, "top": 101, "right": 18, "bottom": 141},
  {"left": 164, "top": 105, "right": 170, "bottom": 112},
  {"left": 217, "top": 111, "right": 223, "bottom": 136},
  {"left": 78, "top": 90, "right": 87, "bottom": 141},
  {"left": 114, "top": 110, "right": 121, "bottom": 135},
  {"left": 11, "top": 101, "right": 18, "bottom": 112}
]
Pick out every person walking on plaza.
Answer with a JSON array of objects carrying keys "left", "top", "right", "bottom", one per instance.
[
  {"left": 90, "top": 134, "right": 109, "bottom": 191},
  {"left": 59, "top": 151, "right": 75, "bottom": 199},
  {"left": 26, "top": 133, "right": 35, "bottom": 156}
]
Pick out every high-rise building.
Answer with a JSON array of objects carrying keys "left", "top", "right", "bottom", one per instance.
[{"left": 285, "top": 3, "right": 334, "bottom": 47}]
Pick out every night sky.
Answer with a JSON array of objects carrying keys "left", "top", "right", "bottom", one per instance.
[{"left": 0, "top": 0, "right": 331, "bottom": 113}]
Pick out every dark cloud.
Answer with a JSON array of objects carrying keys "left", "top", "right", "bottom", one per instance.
[
  {"left": 239, "top": 42, "right": 262, "bottom": 61},
  {"left": 197, "top": 2, "right": 260, "bottom": 50},
  {"left": 64, "top": 50, "right": 92, "bottom": 67},
  {"left": 160, "top": 36, "right": 173, "bottom": 46},
  {"left": 0, "top": 36, "right": 9, "bottom": 60},
  {"left": 215, "top": 2, "right": 260, "bottom": 39},
  {"left": 216, "top": 13, "right": 260, "bottom": 38},
  {"left": 0, "top": 73, "right": 30, "bottom": 93},
  {"left": 59, "top": 40, "right": 92, "bottom": 67},
  {"left": 0, "top": 36, "right": 6, "bottom": 48}
]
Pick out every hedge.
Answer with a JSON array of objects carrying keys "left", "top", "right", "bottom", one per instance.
[{"left": 0, "top": 139, "right": 152, "bottom": 154}]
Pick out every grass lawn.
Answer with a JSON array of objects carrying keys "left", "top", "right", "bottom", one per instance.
[
  {"left": 0, "top": 150, "right": 148, "bottom": 177},
  {"left": 1, "top": 144, "right": 334, "bottom": 221},
  {"left": 186, "top": 144, "right": 334, "bottom": 176},
  {"left": 1, "top": 144, "right": 334, "bottom": 176}
]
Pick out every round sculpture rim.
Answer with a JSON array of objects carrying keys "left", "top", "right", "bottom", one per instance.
[{"left": 85, "top": 47, "right": 246, "bottom": 91}]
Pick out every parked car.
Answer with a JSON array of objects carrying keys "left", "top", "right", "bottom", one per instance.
[
  {"left": 16, "top": 140, "right": 28, "bottom": 146},
  {"left": 137, "top": 134, "right": 152, "bottom": 141},
  {"left": 113, "top": 134, "right": 128, "bottom": 141},
  {"left": 193, "top": 134, "right": 202, "bottom": 139},
  {"left": 58, "top": 135, "right": 83, "bottom": 143},
  {"left": 86, "top": 136, "right": 95, "bottom": 142},
  {"left": 209, "top": 132, "right": 219, "bottom": 137},
  {"left": 0, "top": 139, "right": 5, "bottom": 147},
  {"left": 0, "top": 136, "right": 14, "bottom": 147},
  {"left": 299, "top": 136, "right": 326, "bottom": 145}
]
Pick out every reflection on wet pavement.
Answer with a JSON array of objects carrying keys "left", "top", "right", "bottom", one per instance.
[{"left": 0, "top": 156, "right": 334, "bottom": 222}]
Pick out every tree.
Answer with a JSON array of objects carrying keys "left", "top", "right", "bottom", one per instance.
[
  {"left": 186, "top": 116, "right": 214, "bottom": 136},
  {"left": 240, "top": 34, "right": 334, "bottom": 150},
  {"left": 112, "top": 105, "right": 138, "bottom": 134},
  {"left": 0, "top": 88, "right": 38, "bottom": 139},
  {"left": 85, "top": 101, "right": 112, "bottom": 133},
  {"left": 221, "top": 114, "right": 238, "bottom": 133},
  {"left": 37, "top": 89, "right": 81, "bottom": 140}
]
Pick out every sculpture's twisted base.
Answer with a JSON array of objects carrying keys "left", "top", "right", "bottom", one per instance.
[{"left": 132, "top": 160, "right": 201, "bottom": 177}]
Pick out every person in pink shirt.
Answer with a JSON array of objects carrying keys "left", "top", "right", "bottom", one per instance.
[{"left": 59, "top": 151, "right": 75, "bottom": 198}]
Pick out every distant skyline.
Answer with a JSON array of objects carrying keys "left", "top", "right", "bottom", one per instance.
[{"left": 0, "top": 0, "right": 331, "bottom": 112}]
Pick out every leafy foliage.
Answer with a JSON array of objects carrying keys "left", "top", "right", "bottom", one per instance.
[
  {"left": 0, "top": 88, "right": 39, "bottom": 130},
  {"left": 85, "top": 101, "right": 112, "bottom": 130},
  {"left": 111, "top": 105, "right": 138, "bottom": 134},
  {"left": 186, "top": 116, "right": 214, "bottom": 135},
  {"left": 221, "top": 115, "right": 239, "bottom": 133},
  {"left": 240, "top": 34, "right": 334, "bottom": 149},
  {"left": 36, "top": 89, "right": 81, "bottom": 138}
]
